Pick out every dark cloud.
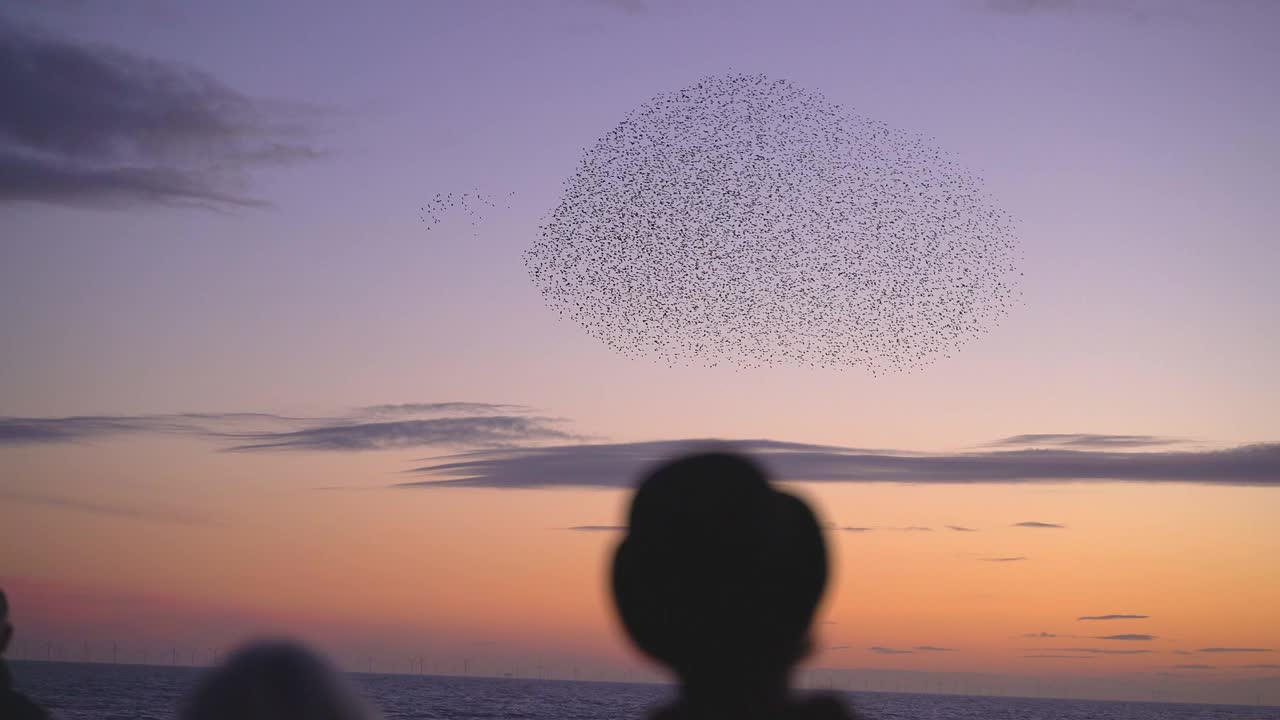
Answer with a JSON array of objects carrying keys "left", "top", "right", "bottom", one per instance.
[
  {"left": 869, "top": 646, "right": 913, "bottom": 655},
  {"left": 988, "top": 434, "right": 1184, "bottom": 449},
  {"left": 1094, "top": 634, "right": 1156, "bottom": 641},
  {"left": 0, "top": 403, "right": 571, "bottom": 453},
  {"left": 913, "top": 646, "right": 957, "bottom": 652},
  {"left": 1050, "top": 647, "right": 1152, "bottom": 655},
  {"left": 842, "top": 526, "right": 874, "bottom": 533},
  {"left": 0, "top": 415, "right": 200, "bottom": 444},
  {"left": 980, "top": 556, "right": 1027, "bottom": 562},
  {"left": 1024, "top": 632, "right": 1062, "bottom": 638},
  {"left": 1245, "top": 664, "right": 1280, "bottom": 670},
  {"left": 564, "top": 525, "right": 626, "bottom": 532},
  {"left": 221, "top": 416, "right": 575, "bottom": 452},
  {"left": 0, "top": 488, "right": 217, "bottom": 526},
  {"left": 1197, "top": 648, "right": 1273, "bottom": 653},
  {"left": 1171, "top": 664, "right": 1216, "bottom": 670},
  {"left": 1014, "top": 521, "right": 1066, "bottom": 528},
  {"left": 828, "top": 645, "right": 850, "bottom": 651},
  {"left": 1078, "top": 614, "right": 1149, "bottom": 621},
  {"left": 584, "top": 0, "right": 649, "bottom": 15},
  {"left": 398, "top": 438, "right": 1280, "bottom": 489},
  {"left": 983, "top": 0, "right": 1175, "bottom": 22},
  {"left": 945, "top": 525, "right": 978, "bottom": 532},
  {"left": 1023, "top": 655, "right": 1094, "bottom": 659},
  {"left": 360, "top": 402, "right": 531, "bottom": 417},
  {"left": 0, "top": 18, "right": 317, "bottom": 208}
]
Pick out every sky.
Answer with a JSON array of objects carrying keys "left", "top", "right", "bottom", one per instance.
[{"left": 1, "top": 0, "right": 1278, "bottom": 706}]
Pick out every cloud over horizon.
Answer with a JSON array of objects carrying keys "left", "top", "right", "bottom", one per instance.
[
  {"left": 1049, "top": 647, "right": 1153, "bottom": 655},
  {"left": 0, "top": 17, "right": 318, "bottom": 208},
  {"left": 987, "top": 433, "right": 1185, "bottom": 449},
  {"left": 1078, "top": 614, "right": 1149, "bottom": 621},
  {"left": 5, "top": 416, "right": 1278, "bottom": 488},
  {"left": 400, "top": 438, "right": 1280, "bottom": 489},
  {"left": 869, "top": 646, "right": 913, "bottom": 655},
  {"left": 1014, "top": 521, "right": 1066, "bottom": 529},
  {"left": 0, "top": 404, "right": 574, "bottom": 452},
  {"left": 980, "top": 556, "right": 1027, "bottom": 562},
  {"left": 1094, "top": 634, "right": 1156, "bottom": 642}
]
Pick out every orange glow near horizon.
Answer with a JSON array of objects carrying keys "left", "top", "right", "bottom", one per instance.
[{"left": 3, "top": 435, "right": 1277, "bottom": 686}]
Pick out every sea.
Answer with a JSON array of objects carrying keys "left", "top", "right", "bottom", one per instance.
[{"left": 9, "top": 661, "right": 1278, "bottom": 720}]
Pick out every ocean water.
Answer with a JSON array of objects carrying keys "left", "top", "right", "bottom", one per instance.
[{"left": 9, "top": 661, "right": 1278, "bottom": 720}]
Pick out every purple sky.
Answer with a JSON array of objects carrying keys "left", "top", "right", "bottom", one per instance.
[
  {"left": 2, "top": 1, "right": 1279, "bottom": 704},
  {"left": 2, "top": 0, "right": 1276, "bottom": 450}
]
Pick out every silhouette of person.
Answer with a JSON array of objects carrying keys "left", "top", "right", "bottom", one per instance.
[
  {"left": 612, "top": 452, "right": 863, "bottom": 720},
  {"left": 0, "top": 590, "right": 50, "bottom": 720},
  {"left": 182, "top": 639, "right": 375, "bottom": 720}
]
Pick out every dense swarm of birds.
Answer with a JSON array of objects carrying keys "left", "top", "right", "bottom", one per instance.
[
  {"left": 420, "top": 190, "right": 515, "bottom": 236},
  {"left": 523, "top": 73, "right": 1022, "bottom": 373}
]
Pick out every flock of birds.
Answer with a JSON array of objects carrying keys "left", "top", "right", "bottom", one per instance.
[
  {"left": 426, "top": 73, "right": 1021, "bottom": 374},
  {"left": 420, "top": 191, "right": 515, "bottom": 236},
  {"left": 521, "top": 73, "right": 1022, "bottom": 373}
]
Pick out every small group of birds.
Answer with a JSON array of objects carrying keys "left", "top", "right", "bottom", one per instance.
[
  {"left": 420, "top": 190, "right": 515, "bottom": 236},
  {"left": 522, "top": 72, "right": 1022, "bottom": 373}
]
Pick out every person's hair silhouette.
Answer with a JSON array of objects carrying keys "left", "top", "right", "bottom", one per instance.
[
  {"left": 182, "top": 639, "right": 374, "bottom": 720},
  {"left": 612, "top": 452, "right": 861, "bottom": 720}
]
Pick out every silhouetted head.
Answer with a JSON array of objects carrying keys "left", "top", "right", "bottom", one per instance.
[
  {"left": 611, "top": 452, "right": 828, "bottom": 682},
  {"left": 182, "top": 640, "right": 373, "bottom": 720},
  {"left": 0, "top": 590, "right": 11, "bottom": 656}
]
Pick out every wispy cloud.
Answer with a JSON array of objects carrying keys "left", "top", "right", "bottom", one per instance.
[
  {"left": 869, "top": 646, "right": 913, "bottom": 655},
  {"left": 842, "top": 526, "right": 874, "bottom": 533},
  {"left": 0, "top": 17, "right": 319, "bottom": 208},
  {"left": 913, "top": 646, "right": 957, "bottom": 652},
  {"left": 1024, "top": 632, "right": 1069, "bottom": 639},
  {"left": 0, "top": 488, "right": 218, "bottom": 526},
  {"left": 1014, "top": 521, "right": 1066, "bottom": 529},
  {"left": 1024, "top": 655, "right": 1094, "bottom": 659},
  {"left": 987, "top": 433, "right": 1185, "bottom": 449},
  {"left": 1094, "top": 634, "right": 1156, "bottom": 641},
  {"left": 982, "top": 0, "right": 1184, "bottom": 23},
  {"left": 221, "top": 416, "right": 575, "bottom": 452},
  {"left": 564, "top": 525, "right": 625, "bottom": 532},
  {"left": 1172, "top": 664, "right": 1216, "bottom": 670},
  {"left": 894, "top": 526, "right": 933, "bottom": 532},
  {"left": 1197, "top": 647, "right": 1273, "bottom": 653},
  {"left": 399, "top": 438, "right": 1280, "bottom": 489},
  {"left": 1244, "top": 664, "right": 1280, "bottom": 670},
  {"left": 0, "top": 403, "right": 573, "bottom": 453},
  {"left": 980, "top": 556, "right": 1027, "bottom": 562},
  {"left": 1049, "top": 647, "right": 1152, "bottom": 655},
  {"left": 828, "top": 645, "right": 850, "bottom": 651},
  {"left": 1078, "top": 614, "right": 1149, "bottom": 621},
  {"left": 945, "top": 525, "right": 978, "bottom": 532},
  {"left": 360, "top": 402, "right": 530, "bottom": 417}
]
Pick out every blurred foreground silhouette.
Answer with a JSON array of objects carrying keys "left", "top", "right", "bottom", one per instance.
[
  {"left": 612, "top": 452, "right": 864, "bottom": 720},
  {"left": 0, "top": 589, "right": 50, "bottom": 719},
  {"left": 182, "top": 640, "right": 375, "bottom": 720}
]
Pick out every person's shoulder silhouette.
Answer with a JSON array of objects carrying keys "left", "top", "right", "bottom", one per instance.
[
  {"left": 611, "top": 451, "right": 863, "bottom": 720},
  {"left": 0, "top": 590, "right": 51, "bottom": 720}
]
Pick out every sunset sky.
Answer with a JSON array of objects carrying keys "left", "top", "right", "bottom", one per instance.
[{"left": 2, "top": 0, "right": 1278, "bottom": 706}]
